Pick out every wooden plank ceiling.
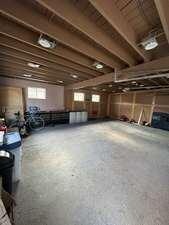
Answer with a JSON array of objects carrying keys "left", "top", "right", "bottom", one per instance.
[{"left": 0, "top": 0, "right": 169, "bottom": 92}]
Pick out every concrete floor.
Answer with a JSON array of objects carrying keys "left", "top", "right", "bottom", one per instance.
[{"left": 15, "top": 121, "right": 169, "bottom": 225}]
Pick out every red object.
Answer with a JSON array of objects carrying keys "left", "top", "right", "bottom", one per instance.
[{"left": 0, "top": 125, "right": 7, "bottom": 132}]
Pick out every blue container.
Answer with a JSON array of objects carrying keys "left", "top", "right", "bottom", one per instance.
[{"left": 151, "top": 112, "right": 169, "bottom": 131}]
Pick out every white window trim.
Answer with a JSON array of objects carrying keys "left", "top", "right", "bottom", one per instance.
[
  {"left": 28, "top": 87, "right": 46, "bottom": 99},
  {"left": 92, "top": 94, "right": 100, "bottom": 103},
  {"left": 74, "top": 92, "right": 85, "bottom": 102}
]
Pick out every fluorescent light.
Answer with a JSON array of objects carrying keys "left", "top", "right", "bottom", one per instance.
[
  {"left": 93, "top": 62, "right": 103, "bottom": 69},
  {"left": 141, "top": 37, "right": 158, "bottom": 50},
  {"left": 28, "top": 62, "right": 40, "bottom": 68},
  {"left": 71, "top": 74, "right": 78, "bottom": 79},
  {"left": 57, "top": 80, "right": 64, "bottom": 83},
  {"left": 38, "top": 35, "right": 56, "bottom": 49},
  {"left": 23, "top": 74, "right": 32, "bottom": 77},
  {"left": 131, "top": 81, "right": 136, "bottom": 84}
]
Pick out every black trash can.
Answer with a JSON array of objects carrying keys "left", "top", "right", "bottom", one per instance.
[{"left": 0, "top": 150, "right": 14, "bottom": 194}]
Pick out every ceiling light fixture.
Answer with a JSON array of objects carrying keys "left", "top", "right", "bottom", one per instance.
[
  {"left": 92, "top": 87, "right": 97, "bottom": 90},
  {"left": 123, "top": 87, "right": 130, "bottom": 92},
  {"left": 131, "top": 81, "right": 137, "bottom": 84},
  {"left": 140, "top": 84, "right": 145, "bottom": 87},
  {"left": 141, "top": 37, "right": 158, "bottom": 50},
  {"left": 38, "top": 34, "right": 56, "bottom": 49},
  {"left": 23, "top": 74, "right": 32, "bottom": 77},
  {"left": 93, "top": 62, "right": 104, "bottom": 69},
  {"left": 28, "top": 62, "right": 40, "bottom": 68},
  {"left": 102, "top": 89, "right": 106, "bottom": 92},
  {"left": 71, "top": 74, "right": 78, "bottom": 79},
  {"left": 57, "top": 80, "right": 64, "bottom": 83},
  {"left": 108, "top": 84, "right": 113, "bottom": 87}
]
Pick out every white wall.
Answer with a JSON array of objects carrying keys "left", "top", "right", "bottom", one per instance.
[{"left": 0, "top": 77, "right": 64, "bottom": 111}]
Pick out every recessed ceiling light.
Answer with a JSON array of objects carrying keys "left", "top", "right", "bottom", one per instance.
[
  {"left": 93, "top": 62, "right": 104, "bottom": 69},
  {"left": 71, "top": 74, "right": 78, "bottom": 79},
  {"left": 28, "top": 62, "right": 40, "bottom": 68},
  {"left": 38, "top": 34, "right": 56, "bottom": 49},
  {"left": 131, "top": 81, "right": 137, "bottom": 84},
  {"left": 57, "top": 80, "right": 64, "bottom": 83},
  {"left": 23, "top": 74, "right": 32, "bottom": 77},
  {"left": 141, "top": 37, "right": 158, "bottom": 50}
]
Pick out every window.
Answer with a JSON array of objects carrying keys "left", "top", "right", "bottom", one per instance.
[
  {"left": 28, "top": 87, "right": 46, "bottom": 99},
  {"left": 92, "top": 94, "right": 100, "bottom": 102},
  {"left": 74, "top": 92, "right": 84, "bottom": 101}
]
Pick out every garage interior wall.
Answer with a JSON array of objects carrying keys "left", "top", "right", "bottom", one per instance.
[
  {"left": 108, "top": 91, "right": 169, "bottom": 123},
  {"left": 0, "top": 77, "right": 64, "bottom": 117},
  {"left": 64, "top": 89, "right": 108, "bottom": 118}
]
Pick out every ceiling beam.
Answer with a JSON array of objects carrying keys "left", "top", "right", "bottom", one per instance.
[
  {"left": 0, "top": 66, "right": 80, "bottom": 85},
  {"left": 66, "top": 73, "right": 114, "bottom": 90},
  {"left": 66, "top": 56, "right": 169, "bottom": 89},
  {"left": 89, "top": 0, "right": 149, "bottom": 62},
  {"left": 0, "top": 46, "right": 94, "bottom": 79},
  {"left": 0, "top": 59, "right": 83, "bottom": 82},
  {"left": 36, "top": 0, "right": 136, "bottom": 66},
  {"left": 0, "top": 0, "right": 122, "bottom": 69},
  {"left": 0, "top": 15, "right": 112, "bottom": 74},
  {"left": 0, "top": 34, "right": 97, "bottom": 78},
  {"left": 154, "top": 0, "right": 169, "bottom": 44},
  {"left": 0, "top": 73, "right": 64, "bottom": 86}
]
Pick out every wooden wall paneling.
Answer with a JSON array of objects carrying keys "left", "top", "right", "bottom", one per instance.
[
  {"left": 131, "top": 92, "right": 136, "bottom": 119},
  {"left": 0, "top": 86, "right": 23, "bottom": 119},
  {"left": 149, "top": 93, "right": 156, "bottom": 124}
]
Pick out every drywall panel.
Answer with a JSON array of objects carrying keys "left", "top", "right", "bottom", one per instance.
[
  {"left": 0, "top": 86, "right": 23, "bottom": 119},
  {"left": 0, "top": 77, "right": 64, "bottom": 111}
]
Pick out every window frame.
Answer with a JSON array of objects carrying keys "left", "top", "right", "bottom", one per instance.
[
  {"left": 73, "top": 92, "right": 85, "bottom": 102},
  {"left": 92, "top": 94, "right": 100, "bottom": 103},
  {"left": 28, "top": 87, "right": 46, "bottom": 100}
]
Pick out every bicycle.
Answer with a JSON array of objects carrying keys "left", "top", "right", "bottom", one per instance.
[{"left": 9, "top": 107, "right": 45, "bottom": 135}]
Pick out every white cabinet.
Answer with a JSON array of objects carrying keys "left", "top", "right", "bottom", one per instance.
[{"left": 69, "top": 111, "right": 88, "bottom": 124}]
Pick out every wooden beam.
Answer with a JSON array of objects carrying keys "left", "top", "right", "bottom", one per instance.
[
  {"left": 0, "top": 34, "right": 97, "bottom": 78},
  {"left": 0, "top": 46, "right": 94, "bottom": 79},
  {"left": 89, "top": 0, "right": 149, "bottom": 62},
  {"left": 0, "top": 69, "right": 71, "bottom": 85},
  {"left": 66, "top": 73, "right": 114, "bottom": 89},
  {"left": 0, "top": 0, "right": 121, "bottom": 69},
  {"left": 154, "top": 0, "right": 169, "bottom": 43},
  {"left": 36, "top": 0, "right": 136, "bottom": 66},
  {"left": 0, "top": 73, "right": 64, "bottom": 86},
  {"left": 66, "top": 56, "right": 169, "bottom": 89},
  {"left": 0, "top": 15, "right": 111, "bottom": 74},
  {"left": 0, "top": 59, "right": 83, "bottom": 82}
]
